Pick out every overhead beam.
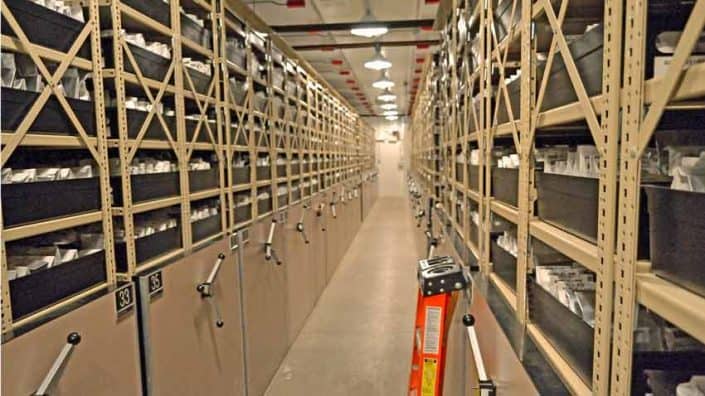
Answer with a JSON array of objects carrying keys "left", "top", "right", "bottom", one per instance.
[
  {"left": 293, "top": 39, "right": 440, "bottom": 51},
  {"left": 271, "top": 18, "right": 436, "bottom": 33}
]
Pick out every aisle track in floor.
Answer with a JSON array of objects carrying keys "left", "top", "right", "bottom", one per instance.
[{"left": 265, "top": 196, "right": 423, "bottom": 395}]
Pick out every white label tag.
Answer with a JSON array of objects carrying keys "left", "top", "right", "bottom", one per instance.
[
  {"left": 654, "top": 55, "right": 705, "bottom": 77},
  {"left": 423, "top": 306, "right": 442, "bottom": 355}
]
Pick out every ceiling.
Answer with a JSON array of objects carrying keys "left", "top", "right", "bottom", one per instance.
[{"left": 246, "top": 0, "right": 440, "bottom": 121}]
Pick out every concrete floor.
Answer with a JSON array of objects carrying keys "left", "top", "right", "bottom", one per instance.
[{"left": 266, "top": 197, "right": 422, "bottom": 395}]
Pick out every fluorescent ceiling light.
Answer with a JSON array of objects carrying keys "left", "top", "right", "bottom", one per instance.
[
  {"left": 385, "top": 115, "right": 399, "bottom": 121},
  {"left": 372, "top": 71, "right": 394, "bottom": 89},
  {"left": 380, "top": 103, "right": 397, "bottom": 110},
  {"left": 364, "top": 45, "right": 392, "bottom": 70},
  {"left": 377, "top": 89, "right": 396, "bottom": 102},
  {"left": 383, "top": 110, "right": 398, "bottom": 116},
  {"left": 351, "top": 26, "right": 388, "bottom": 38},
  {"left": 350, "top": 9, "right": 388, "bottom": 38}
]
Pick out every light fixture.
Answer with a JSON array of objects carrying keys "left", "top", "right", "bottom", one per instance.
[
  {"left": 385, "top": 115, "right": 399, "bottom": 121},
  {"left": 383, "top": 110, "right": 398, "bottom": 116},
  {"left": 372, "top": 71, "right": 394, "bottom": 89},
  {"left": 377, "top": 89, "right": 396, "bottom": 102},
  {"left": 350, "top": 8, "right": 388, "bottom": 38},
  {"left": 380, "top": 103, "right": 397, "bottom": 110},
  {"left": 364, "top": 45, "right": 392, "bottom": 70}
]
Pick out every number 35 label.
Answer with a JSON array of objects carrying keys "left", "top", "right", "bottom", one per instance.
[
  {"left": 148, "top": 271, "right": 164, "bottom": 296},
  {"left": 115, "top": 283, "right": 135, "bottom": 315}
]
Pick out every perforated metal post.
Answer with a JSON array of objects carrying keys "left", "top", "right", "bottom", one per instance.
[{"left": 612, "top": 1, "right": 705, "bottom": 394}]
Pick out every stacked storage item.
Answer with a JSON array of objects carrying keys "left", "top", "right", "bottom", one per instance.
[
  {"left": 530, "top": 253, "right": 596, "bottom": 384},
  {"left": 492, "top": 150, "right": 519, "bottom": 207},
  {"left": 631, "top": 307, "right": 705, "bottom": 395},
  {"left": 5, "top": 224, "right": 107, "bottom": 320},
  {"left": 466, "top": 148, "right": 481, "bottom": 192},
  {"left": 234, "top": 192, "right": 252, "bottom": 225},
  {"left": 231, "top": 152, "right": 251, "bottom": 186},
  {"left": 644, "top": 125, "right": 705, "bottom": 299},
  {"left": 189, "top": 154, "right": 220, "bottom": 192},
  {"left": 190, "top": 198, "right": 221, "bottom": 242},
  {"left": 114, "top": 206, "right": 182, "bottom": 272},
  {"left": 489, "top": 214, "right": 518, "bottom": 290}
]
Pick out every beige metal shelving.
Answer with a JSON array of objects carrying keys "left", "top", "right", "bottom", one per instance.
[
  {"left": 1, "top": 0, "right": 114, "bottom": 334},
  {"left": 410, "top": 0, "right": 705, "bottom": 394},
  {"left": 1, "top": 0, "right": 374, "bottom": 337}
]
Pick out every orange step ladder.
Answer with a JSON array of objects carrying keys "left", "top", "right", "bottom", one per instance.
[{"left": 409, "top": 256, "right": 467, "bottom": 396}]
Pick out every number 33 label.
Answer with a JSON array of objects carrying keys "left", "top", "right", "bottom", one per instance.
[{"left": 115, "top": 283, "right": 135, "bottom": 315}]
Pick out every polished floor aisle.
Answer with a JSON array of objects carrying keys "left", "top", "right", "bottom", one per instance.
[{"left": 266, "top": 197, "right": 423, "bottom": 395}]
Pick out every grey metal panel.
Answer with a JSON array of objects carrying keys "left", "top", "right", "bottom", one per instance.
[
  {"left": 144, "top": 239, "right": 245, "bottom": 396},
  {"left": 342, "top": 198, "right": 355, "bottom": 255},
  {"left": 282, "top": 203, "right": 316, "bottom": 344},
  {"left": 443, "top": 295, "right": 473, "bottom": 396},
  {"left": 325, "top": 197, "right": 343, "bottom": 283},
  {"left": 1, "top": 291, "right": 142, "bottom": 395},
  {"left": 239, "top": 217, "right": 289, "bottom": 396},
  {"left": 310, "top": 196, "right": 328, "bottom": 300}
]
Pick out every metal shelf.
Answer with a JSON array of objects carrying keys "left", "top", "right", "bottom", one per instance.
[
  {"left": 410, "top": 0, "right": 705, "bottom": 393},
  {"left": 1, "top": 0, "right": 374, "bottom": 335},
  {"left": 637, "top": 273, "right": 705, "bottom": 346},
  {"left": 529, "top": 220, "right": 599, "bottom": 273},
  {"left": 527, "top": 324, "right": 592, "bottom": 396}
]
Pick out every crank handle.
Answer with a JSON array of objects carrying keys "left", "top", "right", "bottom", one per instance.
[
  {"left": 269, "top": 247, "right": 282, "bottom": 265},
  {"left": 196, "top": 253, "right": 226, "bottom": 297},
  {"left": 207, "top": 296, "right": 224, "bottom": 328},
  {"left": 296, "top": 222, "right": 310, "bottom": 244},
  {"left": 264, "top": 219, "right": 276, "bottom": 260},
  {"left": 34, "top": 332, "right": 81, "bottom": 395}
]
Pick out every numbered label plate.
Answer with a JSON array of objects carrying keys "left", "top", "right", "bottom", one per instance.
[
  {"left": 115, "top": 283, "right": 135, "bottom": 315},
  {"left": 147, "top": 270, "right": 164, "bottom": 296}
]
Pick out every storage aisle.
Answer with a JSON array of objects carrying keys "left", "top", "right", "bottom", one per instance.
[{"left": 266, "top": 197, "right": 422, "bottom": 395}]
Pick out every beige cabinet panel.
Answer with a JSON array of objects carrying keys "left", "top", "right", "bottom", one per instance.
[
  {"left": 239, "top": 218, "right": 289, "bottom": 396},
  {"left": 2, "top": 290, "right": 142, "bottom": 395},
  {"left": 140, "top": 239, "right": 245, "bottom": 395},
  {"left": 282, "top": 204, "right": 316, "bottom": 344}
]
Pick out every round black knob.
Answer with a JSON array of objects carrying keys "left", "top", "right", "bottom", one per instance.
[
  {"left": 218, "top": 253, "right": 225, "bottom": 260},
  {"left": 305, "top": 240, "right": 310, "bottom": 244},
  {"left": 67, "top": 332, "right": 81, "bottom": 345},
  {"left": 462, "top": 314, "right": 475, "bottom": 327},
  {"left": 216, "top": 320, "right": 224, "bottom": 328}
]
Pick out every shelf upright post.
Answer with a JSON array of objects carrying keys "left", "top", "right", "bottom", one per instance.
[
  {"left": 217, "top": 0, "right": 235, "bottom": 232},
  {"left": 480, "top": 0, "right": 492, "bottom": 273},
  {"left": 285, "top": 62, "right": 293, "bottom": 204},
  {"left": 87, "top": 0, "right": 117, "bottom": 288},
  {"left": 611, "top": 0, "right": 650, "bottom": 392},
  {"left": 268, "top": 39, "right": 278, "bottom": 212},
  {"left": 1, "top": 211, "right": 11, "bottom": 335},
  {"left": 449, "top": 3, "right": 458, "bottom": 231},
  {"left": 515, "top": 0, "right": 536, "bottom": 324},
  {"left": 612, "top": 0, "right": 705, "bottom": 393},
  {"left": 172, "top": 0, "right": 192, "bottom": 252},
  {"left": 316, "top": 84, "right": 322, "bottom": 194},
  {"left": 211, "top": 0, "right": 228, "bottom": 238},
  {"left": 589, "top": 0, "right": 625, "bottom": 393},
  {"left": 461, "top": 14, "right": 471, "bottom": 254},
  {"left": 111, "top": 0, "right": 138, "bottom": 277},
  {"left": 246, "top": 27, "right": 257, "bottom": 219}
]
